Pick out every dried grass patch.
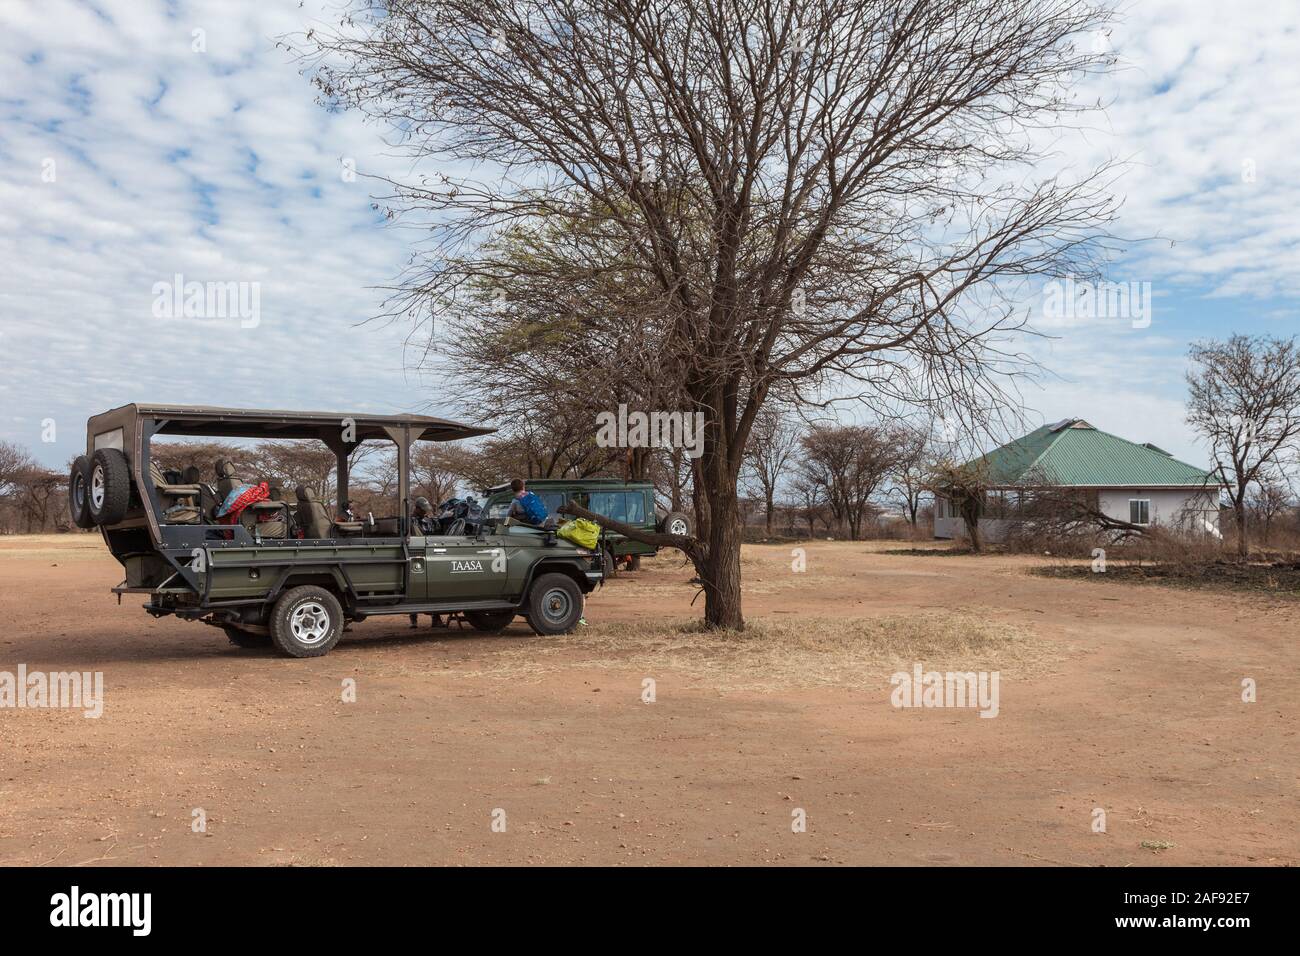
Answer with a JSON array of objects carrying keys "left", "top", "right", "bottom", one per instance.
[{"left": 458, "top": 609, "right": 1059, "bottom": 690}]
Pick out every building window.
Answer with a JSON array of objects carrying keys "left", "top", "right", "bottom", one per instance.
[{"left": 1129, "top": 499, "right": 1151, "bottom": 525}]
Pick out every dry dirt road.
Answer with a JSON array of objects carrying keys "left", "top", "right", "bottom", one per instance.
[{"left": 0, "top": 534, "right": 1295, "bottom": 867}]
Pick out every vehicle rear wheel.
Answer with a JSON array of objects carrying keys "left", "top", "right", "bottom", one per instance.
[
  {"left": 660, "top": 511, "right": 690, "bottom": 537},
  {"left": 87, "top": 448, "right": 131, "bottom": 525},
  {"left": 463, "top": 609, "right": 515, "bottom": 633},
  {"left": 524, "top": 573, "right": 584, "bottom": 636},
  {"left": 68, "top": 456, "right": 95, "bottom": 529},
  {"left": 270, "top": 586, "right": 344, "bottom": 658},
  {"left": 223, "top": 625, "right": 270, "bottom": 649}
]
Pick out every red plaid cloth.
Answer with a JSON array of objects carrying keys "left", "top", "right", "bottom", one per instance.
[{"left": 218, "top": 482, "right": 270, "bottom": 525}]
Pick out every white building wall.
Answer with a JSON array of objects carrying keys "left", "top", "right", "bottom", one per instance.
[
  {"left": 934, "top": 488, "right": 1221, "bottom": 540},
  {"left": 1096, "top": 489, "right": 1220, "bottom": 534}
]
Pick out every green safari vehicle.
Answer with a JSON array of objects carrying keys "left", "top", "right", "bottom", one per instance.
[
  {"left": 70, "top": 404, "right": 603, "bottom": 657},
  {"left": 481, "top": 478, "right": 690, "bottom": 568}
]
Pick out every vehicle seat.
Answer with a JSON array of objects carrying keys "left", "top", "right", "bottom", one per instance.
[
  {"left": 370, "top": 517, "right": 400, "bottom": 536},
  {"left": 150, "top": 461, "right": 203, "bottom": 522},
  {"left": 184, "top": 466, "right": 219, "bottom": 521},
  {"left": 295, "top": 486, "right": 333, "bottom": 539},
  {"left": 214, "top": 460, "right": 241, "bottom": 500}
]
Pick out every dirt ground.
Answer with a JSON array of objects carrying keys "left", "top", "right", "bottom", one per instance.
[{"left": 0, "top": 534, "right": 1295, "bottom": 867}]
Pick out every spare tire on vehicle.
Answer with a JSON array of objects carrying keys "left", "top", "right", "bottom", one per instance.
[
  {"left": 68, "top": 455, "right": 95, "bottom": 529},
  {"left": 659, "top": 511, "right": 691, "bottom": 537},
  {"left": 87, "top": 448, "right": 132, "bottom": 525}
]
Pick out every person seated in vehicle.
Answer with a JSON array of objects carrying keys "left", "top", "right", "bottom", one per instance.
[
  {"left": 507, "top": 478, "right": 549, "bottom": 526},
  {"left": 411, "top": 496, "right": 437, "bottom": 535}
]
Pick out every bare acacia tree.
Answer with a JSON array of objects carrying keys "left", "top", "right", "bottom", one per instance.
[
  {"left": 796, "top": 423, "right": 896, "bottom": 539},
  {"left": 299, "top": 0, "right": 1119, "bottom": 627},
  {"left": 0, "top": 440, "right": 34, "bottom": 502},
  {"left": 1247, "top": 478, "right": 1293, "bottom": 546},
  {"left": 928, "top": 458, "right": 989, "bottom": 551},
  {"left": 742, "top": 404, "right": 800, "bottom": 535},
  {"left": 1186, "top": 334, "right": 1300, "bottom": 558},
  {"left": 885, "top": 424, "right": 933, "bottom": 527}
]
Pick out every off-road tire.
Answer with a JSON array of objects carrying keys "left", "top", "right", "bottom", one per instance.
[
  {"left": 68, "top": 455, "right": 95, "bottom": 529},
  {"left": 223, "top": 625, "right": 270, "bottom": 649},
  {"left": 463, "top": 609, "right": 516, "bottom": 633},
  {"left": 602, "top": 546, "right": 617, "bottom": 577},
  {"left": 659, "top": 511, "right": 690, "bottom": 537},
  {"left": 524, "top": 573, "right": 584, "bottom": 636},
  {"left": 87, "top": 448, "right": 131, "bottom": 525},
  {"left": 269, "top": 586, "right": 344, "bottom": 658}
]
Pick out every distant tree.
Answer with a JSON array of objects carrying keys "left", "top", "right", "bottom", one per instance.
[
  {"left": 796, "top": 424, "right": 897, "bottom": 540},
  {"left": 788, "top": 474, "right": 829, "bottom": 539},
  {"left": 742, "top": 406, "right": 800, "bottom": 536},
  {"left": 886, "top": 425, "right": 934, "bottom": 527},
  {"left": 928, "top": 459, "right": 990, "bottom": 552},
  {"left": 1186, "top": 334, "right": 1300, "bottom": 558},
  {"left": 149, "top": 440, "right": 250, "bottom": 479},
  {"left": 250, "top": 441, "right": 340, "bottom": 503},
  {"left": 11, "top": 464, "right": 63, "bottom": 533},
  {"left": 0, "top": 440, "right": 34, "bottom": 501},
  {"left": 1247, "top": 478, "right": 1293, "bottom": 546}
]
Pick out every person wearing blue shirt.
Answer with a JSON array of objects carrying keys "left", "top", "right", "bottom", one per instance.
[{"left": 507, "top": 478, "right": 548, "bottom": 525}]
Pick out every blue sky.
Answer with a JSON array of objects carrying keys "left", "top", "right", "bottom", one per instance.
[{"left": 2, "top": 0, "right": 1298, "bottom": 471}]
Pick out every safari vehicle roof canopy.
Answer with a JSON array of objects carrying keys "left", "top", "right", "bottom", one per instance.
[
  {"left": 85, "top": 403, "right": 493, "bottom": 546},
  {"left": 90, "top": 403, "right": 493, "bottom": 443}
]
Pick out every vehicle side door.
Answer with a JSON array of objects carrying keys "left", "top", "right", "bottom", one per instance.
[{"left": 424, "top": 533, "right": 510, "bottom": 600}]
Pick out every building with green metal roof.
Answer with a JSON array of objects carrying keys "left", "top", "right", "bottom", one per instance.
[{"left": 934, "top": 419, "right": 1223, "bottom": 541}]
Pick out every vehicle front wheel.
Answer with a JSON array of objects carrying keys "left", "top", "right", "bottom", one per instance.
[
  {"left": 463, "top": 609, "right": 516, "bottom": 633},
  {"left": 524, "top": 573, "right": 584, "bottom": 636},
  {"left": 269, "top": 586, "right": 344, "bottom": 658}
]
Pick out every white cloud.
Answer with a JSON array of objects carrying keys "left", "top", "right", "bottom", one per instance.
[
  {"left": 0, "top": 0, "right": 1297, "bottom": 473},
  {"left": 0, "top": 0, "right": 444, "bottom": 469}
]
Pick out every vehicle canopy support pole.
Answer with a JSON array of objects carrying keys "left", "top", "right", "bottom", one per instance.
[
  {"left": 322, "top": 429, "right": 352, "bottom": 517},
  {"left": 381, "top": 425, "right": 411, "bottom": 536}
]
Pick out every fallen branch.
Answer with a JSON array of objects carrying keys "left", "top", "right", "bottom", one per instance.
[{"left": 557, "top": 500, "right": 704, "bottom": 570}]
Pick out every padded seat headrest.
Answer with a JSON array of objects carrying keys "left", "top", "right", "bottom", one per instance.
[
  {"left": 182, "top": 465, "right": 202, "bottom": 484},
  {"left": 295, "top": 486, "right": 318, "bottom": 502},
  {"left": 215, "top": 460, "right": 237, "bottom": 479}
]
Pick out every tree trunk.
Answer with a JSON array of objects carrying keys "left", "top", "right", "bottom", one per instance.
[
  {"left": 764, "top": 488, "right": 774, "bottom": 536},
  {"left": 1234, "top": 499, "right": 1248, "bottom": 559},
  {"left": 690, "top": 456, "right": 711, "bottom": 546},
  {"left": 670, "top": 447, "right": 683, "bottom": 512},
  {"left": 700, "top": 487, "right": 744, "bottom": 630},
  {"left": 962, "top": 503, "right": 983, "bottom": 553}
]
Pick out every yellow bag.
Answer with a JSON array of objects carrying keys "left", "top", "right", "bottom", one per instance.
[{"left": 557, "top": 518, "right": 601, "bottom": 550}]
